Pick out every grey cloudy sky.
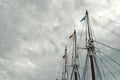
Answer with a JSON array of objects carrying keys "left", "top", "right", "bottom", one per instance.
[{"left": 0, "top": 0, "right": 120, "bottom": 80}]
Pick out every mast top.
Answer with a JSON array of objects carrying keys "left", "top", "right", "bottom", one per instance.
[
  {"left": 74, "top": 29, "right": 76, "bottom": 34},
  {"left": 74, "top": 25, "right": 76, "bottom": 33},
  {"left": 65, "top": 46, "right": 67, "bottom": 52},
  {"left": 86, "top": 10, "right": 88, "bottom": 15}
]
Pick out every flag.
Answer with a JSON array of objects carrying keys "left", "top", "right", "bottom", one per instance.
[
  {"left": 63, "top": 51, "right": 67, "bottom": 58},
  {"left": 69, "top": 34, "right": 74, "bottom": 39},
  {"left": 80, "top": 16, "right": 86, "bottom": 22},
  {"left": 62, "top": 54, "right": 66, "bottom": 58},
  {"left": 62, "top": 51, "right": 67, "bottom": 58}
]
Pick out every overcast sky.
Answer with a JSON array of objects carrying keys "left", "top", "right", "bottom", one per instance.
[{"left": 0, "top": 0, "right": 120, "bottom": 80}]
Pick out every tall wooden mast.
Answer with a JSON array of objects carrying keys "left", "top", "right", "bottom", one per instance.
[
  {"left": 69, "top": 29, "right": 80, "bottom": 80},
  {"left": 74, "top": 30, "right": 78, "bottom": 80},
  {"left": 62, "top": 47, "right": 68, "bottom": 80},
  {"left": 71, "top": 30, "right": 80, "bottom": 80},
  {"left": 86, "top": 10, "right": 95, "bottom": 80}
]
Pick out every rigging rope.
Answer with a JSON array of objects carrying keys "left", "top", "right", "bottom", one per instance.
[
  {"left": 96, "top": 50, "right": 120, "bottom": 75},
  {"left": 56, "top": 60, "right": 62, "bottom": 79},
  {"left": 82, "top": 53, "right": 89, "bottom": 80},
  {"left": 95, "top": 54, "right": 118, "bottom": 80},
  {"left": 93, "top": 52, "right": 103, "bottom": 80},
  {"left": 90, "top": 13, "right": 120, "bottom": 25},
  {"left": 78, "top": 21, "right": 85, "bottom": 74},
  {"left": 70, "top": 68, "right": 74, "bottom": 80},
  {"left": 93, "top": 19, "right": 120, "bottom": 38},
  {"left": 98, "top": 50, "right": 120, "bottom": 66},
  {"left": 95, "top": 40, "right": 120, "bottom": 52},
  {"left": 96, "top": 52, "right": 109, "bottom": 80}
]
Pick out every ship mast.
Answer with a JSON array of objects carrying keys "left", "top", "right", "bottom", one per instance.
[
  {"left": 70, "top": 30, "right": 81, "bottom": 80},
  {"left": 86, "top": 10, "right": 95, "bottom": 80},
  {"left": 62, "top": 47, "right": 68, "bottom": 80},
  {"left": 74, "top": 30, "right": 78, "bottom": 80}
]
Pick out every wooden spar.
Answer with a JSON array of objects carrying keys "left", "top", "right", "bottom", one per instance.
[
  {"left": 74, "top": 30, "right": 77, "bottom": 65},
  {"left": 65, "top": 47, "right": 67, "bottom": 74},
  {"left": 62, "top": 47, "right": 68, "bottom": 80},
  {"left": 86, "top": 10, "right": 91, "bottom": 39},
  {"left": 74, "top": 30, "right": 78, "bottom": 80},
  {"left": 86, "top": 10, "right": 96, "bottom": 80}
]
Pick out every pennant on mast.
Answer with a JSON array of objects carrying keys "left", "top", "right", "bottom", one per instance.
[
  {"left": 80, "top": 15, "right": 86, "bottom": 22},
  {"left": 69, "top": 34, "right": 74, "bottom": 39}
]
